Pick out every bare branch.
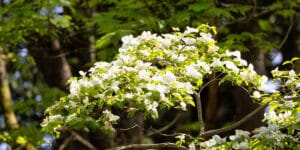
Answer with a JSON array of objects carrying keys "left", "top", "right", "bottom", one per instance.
[
  {"left": 200, "top": 103, "right": 268, "bottom": 138},
  {"left": 277, "top": 15, "right": 294, "bottom": 50},
  {"left": 147, "top": 112, "right": 181, "bottom": 136},
  {"left": 58, "top": 136, "right": 73, "bottom": 150},
  {"left": 218, "top": 8, "right": 276, "bottom": 31},
  {"left": 107, "top": 143, "right": 188, "bottom": 150},
  {"left": 71, "top": 131, "right": 97, "bottom": 150},
  {"left": 194, "top": 92, "right": 205, "bottom": 135}
]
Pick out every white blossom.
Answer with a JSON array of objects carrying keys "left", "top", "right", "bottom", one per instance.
[
  {"left": 162, "top": 71, "right": 177, "bottom": 84},
  {"left": 103, "top": 110, "right": 120, "bottom": 122},
  {"left": 178, "top": 82, "right": 194, "bottom": 94},
  {"left": 162, "top": 33, "right": 180, "bottom": 42},
  {"left": 197, "top": 61, "right": 210, "bottom": 72},
  {"left": 199, "top": 32, "right": 214, "bottom": 43},
  {"left": 208, "top": 45, "right": 219, "bottom": 52},
  {"left": 111, "top": 81, "right": 120, "bottom": 92},
  {"left": 183, "top": 26, "right": 198, "bottom": 35},
  {"left": 252, "top": 91, "right": 261, "bottom": 99},
  {"left": 185, "top": 65, "right": 202, "bottom": 79},
  {"left": 224, "top": 61, "right": 239, "bottom": 73},
  {"left": 223, "top": 50, "right": 241, "bottom": 58},
  {"left": 146, "top": 101, "right": 159, "bottom": 117},
  {"left": 180, "top": 102, "right": 187, "bottom": 110},
  {"left": 232, "top": 142, "right": 249, "bottom": 149},
  {"left": 182, "top": 37, "right": 196, "bottom": 45},
  {"left": 211, "top": 59, "right": 223, "bottom": 67},
  {"left": 263, "top": 110, "right": 293, "bottom": 125},
  {"left": 138, "top": 70, "right": 151, "bottom": 80},
  {"left": 79, "top": 70, "right": 86, "bottom": 76},
  {"left": 258, "top": 75, "right": 268, "bottom": 91}
]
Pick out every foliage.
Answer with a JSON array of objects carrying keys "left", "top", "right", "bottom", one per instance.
[
  {"left": 0, "top": 0, "right": 299, "bottom": 149},
  {"left": 42, "top": 25, "right": 299, "bottom": 149}
]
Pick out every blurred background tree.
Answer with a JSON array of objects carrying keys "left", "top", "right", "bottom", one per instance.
[{"left": 0, "top": 0, "right": 299, "bottom": 149}]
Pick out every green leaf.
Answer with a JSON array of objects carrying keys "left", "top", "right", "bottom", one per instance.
[
  {"left": 96, "top": 32, "right": 117, "bottom": 49},
  {"left": 258, "top": 19, "right": 272, "bottom": 32}
]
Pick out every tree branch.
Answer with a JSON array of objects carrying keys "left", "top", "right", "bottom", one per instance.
[
  {"left": 147, "top": 112, "right": 180, "bottom": 136},
  {"left": 200, "top": 103, "right": 268, "bottom": 138},
  {"left": 106, "top": 143, "right": 188, "bottom": 150},
  {"left": 277, "top": 14, "right": 294, "bottom": 50},
  {"left": 194, "top": 92, "right": 205, "bottom": 135},
  {"left": 71, "top": 131, "right": 97, "bottom": 150}
]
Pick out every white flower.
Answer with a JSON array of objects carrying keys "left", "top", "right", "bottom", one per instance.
[
  {"left": 82, "top": 97, "right": 89, "bottom": 105},
  {"left": 288, "top": 70, "right": 296, "bottom": 76},
  {"left": 263, "top": 111, "right": 293, "bottom": 125},
  {"left": 119, "top": 54, "right": 134, "bottom": 64},
  {"left": 296, "top": 82, "right": 300, "bottom": 88},
  {"left": 199, "top": 32, "right": 214, "bottom": 43},
  {"left": 204, "top": 135, "right": 225, "bottom": 148},
  {"left": 180, "top": 102, "right": 187, "bottom": 110},
  {"left": 178, "top": 55, "right": 187, "bottom": 62},
  {"left": 252, "top": 91, "right": 261, "bottom": 99},
  {"left": 156, "top": 84, "right": 169, "bottom": 94},
  {"left": 185, "top": 65, "right": 202, "bottom": 79},
  {"left": 178, "top": 82, "right": 194, "bottom": 94},
  {"left": 69, "top": 80, "right": 80, "bottom": 96},
  {"left": 182, "top": 37, "right": 196, "bottom": 45},
  {"left": 157, "top": 36, "right": 171, "bottom": 48},
  {"left": 258, "top": 75, "right": 268, "bottom": 91},
  {"left": 175, "top": 134, "right": 185, "bottom": 140},
  {"left": 224, "top": 61, "right": 239, "bottom": 73},
  {"left": 208, "top": 45, "right": 219, "bottom": 52},
  {"left": 103, "top": 110, "right": 120, "bottom": 122},
  {"left": 197, "top": 61, "right": 210, "bottom": 72},
  {"left": 79, "top": 70, "right": 86, "bottom": 76},
  {"left": 183, "top": 26, "right": 198, "bottom": 35},
  {"left": 65, "top": 113, "right": 77, "bottom": 123},
  {"left": 146, "top": 83, "right": 156, "bottom": 91},
  {"left": 234, "top": 58, "right": 248, "bottom": 66},
  {"left": 125, "top": 93, "right": 134, "bottom": 99},
  {"left": 163, "top": 33, "right": 180, "bottom": 42},
  {"left": 223, "top": 50, "right": 241, "bottom": 58},
  {"left": 138, "top": 70, "right": 151, "bottom": 80},
  {"left": 162, "top": 71, "right": 177, "bottom": 84},
  {"left": 147, "top": 101, "right": 159, "bottom": 117},
  {"left": 232, "top": 142, "right": 249, "bottom": 149},
  {"left": 211, "top": 59, "right": 223, "bottom": 67},
  {"left": 284, "top": 100, "right": 296, "bottom": 108},
  {"left": 146, "top": 83, "right": 169, "bottom": 94},
  {"left": 139, "top": 50, "right": 150, "bottom": 57},
  {"left": 236, "top": 130, "right": 250, "bottom": 137},
  {"left": 111, "top": 81, "right": 120, "bottom": 92}
]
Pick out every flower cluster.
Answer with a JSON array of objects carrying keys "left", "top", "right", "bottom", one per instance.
[{"left": 42, "top": 25, "right": 299, "bottom": 149}]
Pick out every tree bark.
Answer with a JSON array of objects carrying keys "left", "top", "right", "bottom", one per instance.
[
  {"left": 0, "top": 48, "right": 19, "bottom": 129},
  {"left": 29, "top": 39, "right": 72, "bottom": 91}
]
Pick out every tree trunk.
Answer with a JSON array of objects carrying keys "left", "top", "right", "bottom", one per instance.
[
  {"left": 0, "top": 48, "right": 19, "bottom": 129},
  {"left": 29, "top": 39, "right": 72, "bottom": 91}
]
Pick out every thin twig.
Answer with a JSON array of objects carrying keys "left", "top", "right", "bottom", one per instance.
[
  {"left": 277, "top": 13, "right": 294, "bottom": 50},
  {"left": 147, "top": 112, "right": 181, "bottom": 136},
  {"left": 71, "top": 131, "right": 97, "bottom": 150},
  {"left": 106, "top": 143, "right": 188, "bottom": 150},
  {"left": 58, "top": 136, "right": 73, "bottom": 150},
  {"left": 218, "top": 8, "right": 276, "bottom": 31},
  {"left": 194, "top": 92, "right": 205, "bottom": 135},
  {"left": 199, "top": 73, "right": 222, "bottom": 93},
  {"left": 200, "top": 103, "right": 268, "bottom": 138},
  {"left": 118, "top": 124, "right": 142, "bottom": 131}
]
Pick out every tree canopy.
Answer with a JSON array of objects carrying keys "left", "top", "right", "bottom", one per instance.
[{"left": 0, "top": 0, "right": 299, "bottom": 150}]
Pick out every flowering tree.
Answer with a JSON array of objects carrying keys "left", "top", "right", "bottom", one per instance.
[{"left": 42, "top": 25, "right": 299, "bottom": 149}]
